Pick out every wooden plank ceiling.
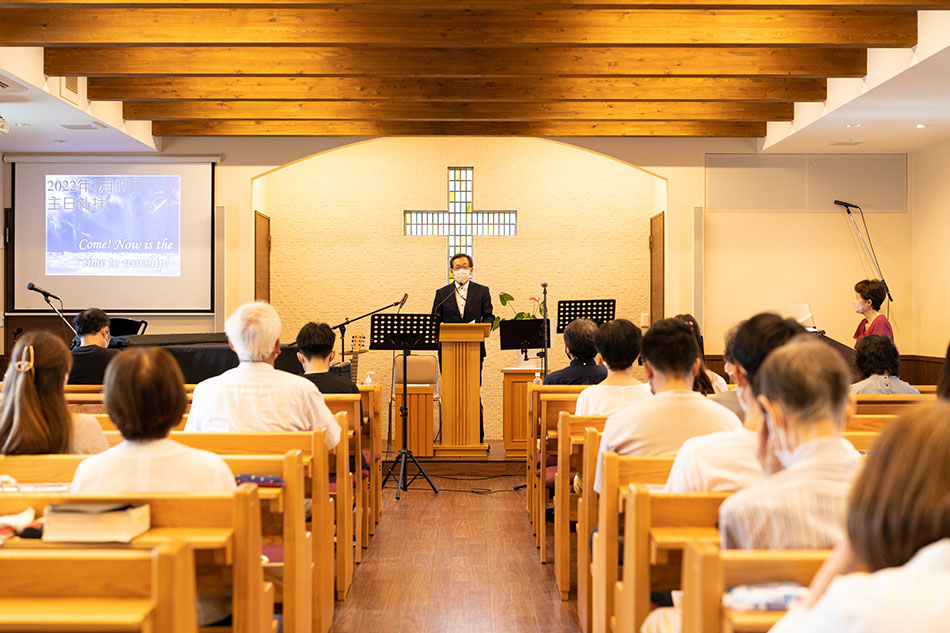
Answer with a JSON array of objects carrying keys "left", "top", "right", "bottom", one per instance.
[{"left": 0, "top": 1, "right": 945, "bottom": 137}]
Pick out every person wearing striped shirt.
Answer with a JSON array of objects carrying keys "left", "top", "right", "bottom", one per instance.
[
  {"left": 717, "top": 337, "right": 862, "bottom": 550},
  {"left": 642, "top": 336, "right": 862, "bottom": 633}
]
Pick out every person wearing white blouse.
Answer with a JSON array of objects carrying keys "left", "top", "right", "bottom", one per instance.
[
  {"left": 70, "top": 346, "right": 237, "bottom": 627},
  {"left": 769, "top": 402, "right": 950, "bottom": 633},
  {"left": 71, "top": 346, "right": 236, "bottom": 494}
]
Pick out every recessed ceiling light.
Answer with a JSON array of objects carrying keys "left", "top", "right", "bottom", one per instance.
[
  {"left": 13, "top": 122, "right": 30, "bottom": 127},
  {"left": 845, "top": 123, "right": 862, "bottom": 128},
  {"left": 916, "top": 123, "right": 931, "bottom": 129}
]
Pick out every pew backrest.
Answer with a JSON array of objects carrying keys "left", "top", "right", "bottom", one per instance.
[{"left": 681, "top": 541, "right": 828, "bottom": 633}]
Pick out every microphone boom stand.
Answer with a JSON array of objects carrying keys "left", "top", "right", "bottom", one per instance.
[
  {"left": 844, "top": 205, "right": 894, "bottom": 302},
  {"left": 332, "top": 297, "right": 404, "bottom": 376}
]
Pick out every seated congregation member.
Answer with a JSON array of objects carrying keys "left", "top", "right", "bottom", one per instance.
[
  {"left": 706, "top": 325, "right": 743, "bottom": 420},
  {"left": 675, "top": 313, "right": 727, "bottom": 394},
  {"left": 0, "top": 331, "right": 107, "bottom": 455},
  {"left": 853, "top": 278, "right": 893, "bottom": 346},
  {"left": 185, "top": 302, "right": 341, "bottom": 449},
  {"left": 642, "top": 336, "right": 862, "bottom": 633},
  {"left": 665, "top": 313, "right": 804, "bottom": 493},
  {"left": 71, "top": 346, "right": 236, "bottom": 627},
  {"left": 592, "top": 318, "right": 741, "bottom": 493},
  {"left": 718, "top": 337, "right": 862, "bottom": 550},
  {"left": 850, "top": 334, "right": 919, "bottom": 395},
  {"left": 68, "top": 307, "right": 119, "bottom": 384},
  {"left": 71, "top": 346, "right": 236, "bottom": 493},
  {"left": 543, "top": 318, "right": 607, "bottom": 386},
  {"left": 770, "top": 403, "right": 950, "bottom": 633},
  {"left": 295, "top": 321, "right": 360, "bottom": 396},
  {"left": 574, "top": 318, "right": 650, "bottom": 416}
]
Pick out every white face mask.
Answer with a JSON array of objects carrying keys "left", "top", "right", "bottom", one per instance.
[
  {"left": 453, "top": 269, "right": 471, "bottom": 284},
  {"left": 765, "top": 412, "right": 795, "bottom": 468},
  {"left": 853, "top": 299, "right": 866, "bottom": 314},
  {"left": 736, "top": 384, "right": 749, "bottom": 414}
]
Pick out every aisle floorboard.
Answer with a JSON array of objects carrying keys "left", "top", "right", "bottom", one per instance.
[{"left": 330, "top": 475, "right": 580, "bottom": 633}]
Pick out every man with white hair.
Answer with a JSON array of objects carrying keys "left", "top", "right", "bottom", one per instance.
[{"left": 185, "top": 302, "right": 341, "bottom": 449}]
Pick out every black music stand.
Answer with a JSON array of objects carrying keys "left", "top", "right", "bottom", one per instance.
[
  {"left": 556, "top": 299, "right": 617, "bottom": 333},
  {"left": 370, "top": 313, "right": 439, "bottom": 500},
  {"left": 499, "top": 318, "right": 550, "bottom": 362}
]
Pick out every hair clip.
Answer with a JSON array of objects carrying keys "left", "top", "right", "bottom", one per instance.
[{"left": 14, "top": 345, "right": 34, "bottom": 374}]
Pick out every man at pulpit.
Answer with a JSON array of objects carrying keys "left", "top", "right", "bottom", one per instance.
[
  {"left": 431, "top": 252, "right": 494, "bottom": 443},
  {"left": 431, "top": 253, "right": 495, "bottom": 360}
]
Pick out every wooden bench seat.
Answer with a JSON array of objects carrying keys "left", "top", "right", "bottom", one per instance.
[
  {"left": 681, "top": 542, "right": 829, "bottom": 633},
  {"left": 553, "top": 412, "right": 607, "bottom": 601},
  {"left": 590, "top": 452, "right": 676, "bottom": 633},
  {"left": 0, "top": 542, "right": 197, "bottom": 633},
  {"left": 0, "top": 485, "right": 269, "bottom": 633},
  {"left": 525, "top": 384, "right": 588, "bottom": 529},
  {"left": 535, "top": 392, "right": 582, "bottom": 558}
]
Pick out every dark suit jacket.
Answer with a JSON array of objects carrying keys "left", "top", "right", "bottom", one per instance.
[
  {"left": 431, "top": 280, "right": 494, "bottom": 358},
  {"left": 543, "top": 359, "right": 607, "bottom": 386}
]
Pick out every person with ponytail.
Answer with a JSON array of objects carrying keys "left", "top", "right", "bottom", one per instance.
[{"left": 0, "top": 331, "right": 108, "bottom": 455}]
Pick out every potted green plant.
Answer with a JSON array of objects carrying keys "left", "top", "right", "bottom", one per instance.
[{"left": 492, "top": 292, "right": 546, "bottom": 331}]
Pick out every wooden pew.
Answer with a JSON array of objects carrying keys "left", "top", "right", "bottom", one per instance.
[
  {"left": 681, "top": 542, "right": 829, "bottom": 633},
  {"left": 0, "top": 485, "right": 269, "bottom": 633},
  {"left": 854, "top": 393, "right": 933, "bottom": 414},
  {"left": 67, "top": 390, "right": 193, "bottom": 416},
  {"left": 223, "top": 451, "right": 311, "bottom": 633},
  {"left": 613, "top": 484, "right": 730, "bottom": 633},
  {"left": 591, "top": 452, "right": 675, "bottom": 633},
  {"left": 525, "top": 383, "right": 588, "bottom": 522},
  {"left": 0, "top": 541, "right": 198, "bottom": 633},
  {"left": 96, "top": 413, "right": 187, "bottom": 432},
  {"left": 577, "top": 427, "right": 603, "bottom": 633},
  {"left": 536, "top": 392, "right": 582, "bottom": 558},
  {"left": 553, "top": 412, "right": 607, "bottom": 600},
  {"left": 63, "top": 384, "right": 198, "bottom": 395},
  {"left": 324, "top": 393, "right": 369, "bottom": 558},
  {"left": 843, "top": 430, "right": 879, "bottom": 452},
  {"left": 845, "top": 413, "right": 896, "bottom": 432},
  {"left": 358, "top": 383, "right": 383, "bottom": 531},
  {"left": 169, "top": 415, "right": 352, "bottom": 604}
]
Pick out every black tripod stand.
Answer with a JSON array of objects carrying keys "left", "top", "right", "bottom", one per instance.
[{"left": 370, "top": 313, "right": 439, "bottom": 500}]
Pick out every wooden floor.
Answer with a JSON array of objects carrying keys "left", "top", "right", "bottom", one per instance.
[{"left": 330, "top": 475, "right": 580, "bottom": 633}]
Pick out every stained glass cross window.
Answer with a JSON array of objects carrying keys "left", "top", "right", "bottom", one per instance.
[{"left": 404, "top": 167, "right": 517, "bottom": 278}]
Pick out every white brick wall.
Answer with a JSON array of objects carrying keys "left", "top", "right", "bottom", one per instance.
[{"left": 259, "top": 137, "right": 660, "bottom": 442}]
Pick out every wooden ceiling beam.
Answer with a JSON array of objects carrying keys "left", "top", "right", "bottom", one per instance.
[
  {"left": 123, "top": 99, "right": 794, "bottom": 121},
  {"left": 46, "top": 46, "right": 868, "bottom": 78},
  {"left": 88, "top": 76, "right": 828, "bottom": 102},
  {"left": 149, "top": 119, "right": 768, "bottom": 136},
  {"left": 0, "top": 8, "right": 918, "bottom": 47},
  {"left": 1, "top": 1, "right": 948, "bottom": 7}
]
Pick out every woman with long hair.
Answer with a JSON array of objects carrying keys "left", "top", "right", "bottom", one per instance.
[{"left": 0, "top": 331, "right": 107, "bottom": 454}]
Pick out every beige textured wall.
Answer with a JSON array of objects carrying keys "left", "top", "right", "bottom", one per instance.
[
  {"left": 911, "top": 139, "right": 950, "bottom": 356},
  {"left": 256, "top": 137, "right": 663, "bottom": 440}
]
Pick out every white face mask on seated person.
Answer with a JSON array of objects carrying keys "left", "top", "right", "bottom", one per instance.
[{"left": 853, "top": 299, "right": 867, "bottom": 314}]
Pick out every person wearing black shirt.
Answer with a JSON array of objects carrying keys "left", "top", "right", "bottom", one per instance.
[
  {"left": 544, "top": 318, "right": 607, "bottom": 386},
  {"left": 69, "top": 308, "right": 119, "bottom": 385},
  {"left": 296, "top": 321, "right": 368, "bottom": 471}
]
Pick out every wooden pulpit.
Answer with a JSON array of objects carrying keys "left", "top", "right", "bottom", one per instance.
[{"left": 437, "top": 322, "right": 491, "bottom": 457}]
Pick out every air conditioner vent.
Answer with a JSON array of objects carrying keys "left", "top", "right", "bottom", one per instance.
[{"left": 60, "top": 76, "right": 81, "bottom": 105}]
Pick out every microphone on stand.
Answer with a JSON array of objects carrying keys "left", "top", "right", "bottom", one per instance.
[
  {"left": 26, "top": 282, "right": 61, "bottom": 301},
  {"left": 398, "top": 293, "right": 409, "bottom": 309}
]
